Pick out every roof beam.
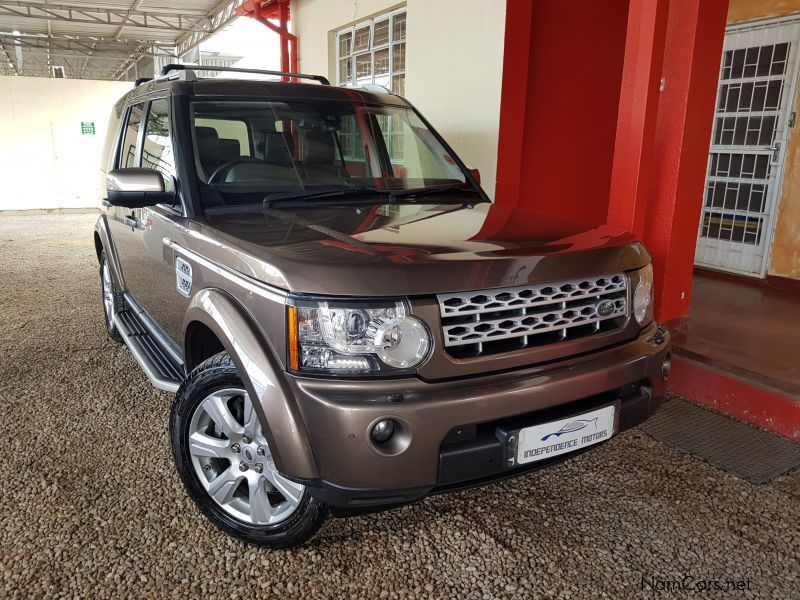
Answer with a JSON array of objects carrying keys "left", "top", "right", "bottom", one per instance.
[
  {"left": 87, "top": 0, "right": 144, "bottom": 78},
  {"left": 0, "top": 30, "right": 175, "bottom": 48},
  {"left": 0, "top": 1, "right": 211, "bottom": 33},
  {"left": 24, "top": 51, "right": 159, "bottom": 62},
  {"left": 110, "top": 42, "right": 149, "bottom": 80},
  {"left": 175, "top": 0, "right": 246, "bottom": 58},
  {"left": 112, "top": 0, "right": 144, "bottom": 41},
  {"left": 0, "top": 35, "right": 176, "bottom": 57},
  {"left": 7, "top": 1, "right": 210, "bottom": 17},
  {"left": 114, "top": 0, "right": 247, "bottom": 79},
  {"left": 5, "top": 55, "right": 109, "bottom": 75},
  {"left": 0, "top": 31, "right": 175, "bottom": 49}
]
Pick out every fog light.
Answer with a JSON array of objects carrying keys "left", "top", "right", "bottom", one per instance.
[
  {"left": 662, "top": 353, "right": 672, "bottom": 380},
  {"left": 371, "top": 419, "right": 395, "bottom": 444}
]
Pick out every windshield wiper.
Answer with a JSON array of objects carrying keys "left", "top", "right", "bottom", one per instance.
[
  {"left": 262, "top": 185, "right": 390, "bottom": 208},
  {"left": 387, "top": 184, "right": 479, "bottom": 201},
  {"left": 261, "top": 183, "right": 481, "bottom": 210}
]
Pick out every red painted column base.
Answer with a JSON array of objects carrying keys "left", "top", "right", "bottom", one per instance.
[{"left": 669, "top": 356, "right": 800, "bottom": 441}]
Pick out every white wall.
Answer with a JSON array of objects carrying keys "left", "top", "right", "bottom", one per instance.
[
  {"left": 293, "top": 0, "right": 506, "bottom": 198},
  {"left": 0, "top": 76, "right": 132, "bottom": 210}
]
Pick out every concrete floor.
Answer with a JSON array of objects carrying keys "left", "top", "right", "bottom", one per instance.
[
  {"left": 1, "top": 212, "right": 798, "bottom": 599},
  {"left": 672, "top": 272, "right": 800, "bottom": 394}
]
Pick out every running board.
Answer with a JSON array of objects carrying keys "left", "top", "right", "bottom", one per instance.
[{"left": 114, "top": 310, "right": 184, "bottom": 393}]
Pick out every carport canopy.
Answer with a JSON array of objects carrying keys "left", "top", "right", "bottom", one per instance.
[{"left": 0, "top": 0, "right": 247, "bottom": 80}]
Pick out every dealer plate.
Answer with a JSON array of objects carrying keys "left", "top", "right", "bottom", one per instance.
[{"left": 515, "top": 404, "right": 617, "bottom": 465}]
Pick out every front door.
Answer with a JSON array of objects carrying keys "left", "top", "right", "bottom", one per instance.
[
  {"left": 695, "top": 17, "right": 800, "bottom": 277},
  {"left": 109, "top": 98, "right": 182, "bottom": 341}
]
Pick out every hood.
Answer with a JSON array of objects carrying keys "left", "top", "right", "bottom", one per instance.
[{"left": 187, "top": 201, "right": 649, "bottom": 296}]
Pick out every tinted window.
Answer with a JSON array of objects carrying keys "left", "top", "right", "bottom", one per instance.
[
  {"left": 189, "top": 100, "right": 467, "bottom": 208},
  {"left": 120, "top": 103, "right": 145, "bottom": 168},
  {"left": 142, "top": 99, "right": 176, "bottom": 190},
  {"left": 194, "top": 117, "right": 251, "bottom": 157}
]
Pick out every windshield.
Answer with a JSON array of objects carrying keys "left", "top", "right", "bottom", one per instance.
[{"left": 189, "top": 99, "right": 470, "bottom": 208}]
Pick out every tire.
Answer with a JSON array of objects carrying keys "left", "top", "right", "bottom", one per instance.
[
  {"left": 170, "top": 352, "right": 328, "bottom": 548},
  {"left": 99, "top": 250, "right": 123, "bottom": 343}
]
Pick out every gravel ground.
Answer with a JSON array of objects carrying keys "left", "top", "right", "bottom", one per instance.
[{"left": 1, "top": 212, "right": 798, "bottom": 599}]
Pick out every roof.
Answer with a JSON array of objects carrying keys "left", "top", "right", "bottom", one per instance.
[
  {"left": 121, "top": 72, "right": 411, "bottom": 109},
  {"left": 0, "top": 0, "right": 247, "bottom": 80}
]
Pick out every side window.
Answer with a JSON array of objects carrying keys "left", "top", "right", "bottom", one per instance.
[
  {"left": 120, "top": 103, "right": 145, "bottom": 168},
  {"left": 142, "top": 99, "right": 176, "bottom": 191}
]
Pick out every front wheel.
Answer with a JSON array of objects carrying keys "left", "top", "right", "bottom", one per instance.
[
  {"left": 170, "top": 352, "right": 328, "bottom": 548},
  {"left": 99, "top": 250, "right": 123, "bottom": 343}
]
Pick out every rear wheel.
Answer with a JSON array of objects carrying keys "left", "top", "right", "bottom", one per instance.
[
  {"left": 99, "top": 250, "right": 123, "bottom": 343},
  {"left": 171, "top": 352, "right": 328, "bottom": 548}
]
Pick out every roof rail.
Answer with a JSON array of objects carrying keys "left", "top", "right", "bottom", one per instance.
[
  {"left": 159, "top": 64, "right": 330, "bottom": 85},
  {"left": 134, "top": 77, "right": 153, "bottom": 87},
  {"left": 356, "top": 84, "right": 394, "bottom": 95}
]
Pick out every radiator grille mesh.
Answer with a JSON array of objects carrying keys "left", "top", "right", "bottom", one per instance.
[{"left": 437, "top": 274, "right": 628, "bottom": 357}]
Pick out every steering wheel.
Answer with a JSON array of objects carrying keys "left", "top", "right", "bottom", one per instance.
[{"left": 208, "top": 157, "right": 268, "bottom": 184}]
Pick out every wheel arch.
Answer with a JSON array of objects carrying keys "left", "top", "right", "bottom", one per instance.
[
  {"left": 93, "top": 214, "right": 125, "bottom": 289},
  {"left": 93, "top": 231, "right": 103, "bottom": 262},
  {"left": 184, "top": 321, "right": 226, "bottom": 373},
  {"left": 182, "top": 289, "right": 318, "bottom": 480}
]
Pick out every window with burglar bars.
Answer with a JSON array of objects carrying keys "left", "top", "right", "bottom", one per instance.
[{"left": 336, "top": 9, "right": 407, "bottom": 162}]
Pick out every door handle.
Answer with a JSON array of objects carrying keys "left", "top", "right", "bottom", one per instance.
[
  {"left": 770, "top": 141, "right": 781, "bottom": 164},
  {"left": 123, "top": 215, "right": 143, "bottom": 230}
]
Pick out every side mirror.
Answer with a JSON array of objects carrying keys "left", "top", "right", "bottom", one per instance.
[
  {"left": 105, "top": 168, "right": 175, "bottom": 208},
  {"left": 468, "top": 168, "right": 481, "bottom": 186}
]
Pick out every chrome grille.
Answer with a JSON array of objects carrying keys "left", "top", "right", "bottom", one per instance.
[{"left": 437, "top": 274, "right": 628, "bottom": 357}]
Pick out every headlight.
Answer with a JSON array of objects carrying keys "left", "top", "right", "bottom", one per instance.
[
  {"left": 287, "top": 299, "right": 431, "bottom": 375},
  {"left": 633, "top": 264, "right": 654, "bottom": 326}
]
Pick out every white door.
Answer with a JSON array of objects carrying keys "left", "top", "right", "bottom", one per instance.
[{"left": 696, "top": 17, "right": 800, "bottom": 277}]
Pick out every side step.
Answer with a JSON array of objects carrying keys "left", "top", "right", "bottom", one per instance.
[{"left": 114, "top": 310, "right": 184, "bottom": 393}]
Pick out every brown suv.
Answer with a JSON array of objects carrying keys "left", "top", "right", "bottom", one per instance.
[{"left": 94, "top": 65, "right": 670, "bottom": 548}]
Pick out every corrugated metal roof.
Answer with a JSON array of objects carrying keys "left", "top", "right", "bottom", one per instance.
[{"left": 0, "top": 0, "right": 245, "bottom": 80}]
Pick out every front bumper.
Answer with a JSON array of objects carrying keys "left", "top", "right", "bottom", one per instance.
[{"left": 286, "top": 323, "right": 670, "bottom": 510}]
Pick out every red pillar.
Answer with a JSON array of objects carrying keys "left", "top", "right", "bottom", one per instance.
[
  {"left": 237, "top": 0, "right": 298, "bottom": 80},
  {"left": 493, "top": 0, "right": 533, "bottom": 208},
  {"left": 607, "top": 0, "right": 669, "bottom": 239},
  {"left": 278, "top": 0, "right": 291, "bottom": 76},
  {"left": 493, "top": 0, "right": 629, "bottom": 223},
  {"left": 643, "top": 0, "right": 728, "bottom": 322},
  {"left": 492, "top": 0, "right": 728, "bottom": 323}
]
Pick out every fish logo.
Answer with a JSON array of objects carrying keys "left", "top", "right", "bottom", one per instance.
[{"left": 541, "top": 417, "right": 598, "bottom": 441}]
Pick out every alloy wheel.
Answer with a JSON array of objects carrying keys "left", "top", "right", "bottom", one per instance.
[
  {"left": 187, "top": 388, "right": 305, "bottom": 526},
  {"left": 101, "top": 260, "right": 115, "bottom": 326}
]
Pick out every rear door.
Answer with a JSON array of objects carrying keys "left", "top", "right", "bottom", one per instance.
[{"left": 108, "top": 98, "right": 183, "bottom": 342}]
